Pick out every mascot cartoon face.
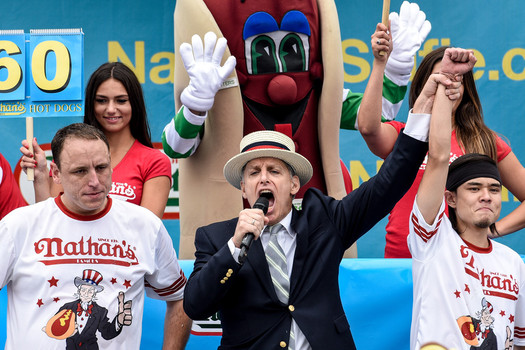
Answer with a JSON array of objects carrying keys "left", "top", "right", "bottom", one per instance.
[
  {"left": 204, "top": 0, "right": 322, "bottom": 129},
  {"left": 241, "top": 9, "right": 319, "bottom": 108},
  {"left": 204, "top": 0, "right": 327, "bottom": 194}
]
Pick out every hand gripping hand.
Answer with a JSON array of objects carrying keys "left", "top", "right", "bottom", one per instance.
[
  {"left": 385, "top": 1, "right": 431, "bottom": 85},
  {"left": 180, "top": 32, "right": 237, "bottom": 112}
]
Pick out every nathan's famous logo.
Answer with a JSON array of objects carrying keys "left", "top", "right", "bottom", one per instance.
[
  {"left": 478, "top": 269, "right": 520, "bottom": 297},
  {"left": 109, "top": 182, "right": 137, "bottom": 202},
  {"left": 461, "top": 245, "right": 520, "bottom": 300},
  {"left": 15, "top": 142, "right": 181, "bottom": 220},
  {"left": 34, "top": 236, "right": 139, "bottom": 266},
  {"left": 0, "top": 102, "right": 26, "bottom": 116}
]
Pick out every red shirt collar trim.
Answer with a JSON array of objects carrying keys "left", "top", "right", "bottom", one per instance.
[
  {"left": 461, "top": 236, "right": 493, "bottom": 254},
  {"left": 55, "top": 194, "right": 112, "bottom": 221}
]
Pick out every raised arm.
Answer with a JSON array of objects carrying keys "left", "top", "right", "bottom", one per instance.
[
  {"left": 417, "top": 48, "right": 476, "bottom": 224},
  {"left": 383, "top": 1, "right": 431, "bottom": 120},
  {"left": 162, "top": 32, "right": 236, "bottom": 159},
  {"left": 357, "top": 23, "right": 399, "bottom": 159},
  {"left": 415, "top": 76, "right": 454, "bottom": 224},
  {"left": 358, "top": 1, "right": 431, "bottom": 159}
]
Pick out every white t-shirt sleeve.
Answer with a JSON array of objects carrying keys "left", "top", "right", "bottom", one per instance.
[
  {"left": 407, "top": 197, "right": 446, "bottom": 261},
  {"left": 145, "top": 224, "right": 186, "bottom": 301}
]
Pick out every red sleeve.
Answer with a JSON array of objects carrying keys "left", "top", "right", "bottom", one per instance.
[
  {"left": 495, "top": 134, "right": 512, "bottom": 162},
  {"left": 385, "top": 120, "right": 405, "bottom": 134},
  {"left": 0, "top": 154, "right": 27, "bottom": 219},
  {"left": 143, "top": 149, "right": 172, "bottom": 185}
]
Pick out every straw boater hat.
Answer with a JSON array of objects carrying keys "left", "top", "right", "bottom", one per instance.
[{"left": 224, "top": 130, "right": 313, "bottom": 189}]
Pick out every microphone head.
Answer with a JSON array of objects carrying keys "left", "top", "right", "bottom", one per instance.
[{"left": 253, "top": 196, "right": 269, "bottom": 214}]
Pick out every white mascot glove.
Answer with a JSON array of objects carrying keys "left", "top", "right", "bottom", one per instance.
[
  {"left": 180, "top": 32, "right": 237, "bottom": 112},
  {"left": 385, "top": 1, "right": 431, "bottom": 86}
]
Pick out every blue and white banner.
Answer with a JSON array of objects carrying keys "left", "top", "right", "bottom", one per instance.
[{"left": 0, "top": 29, "right": 84, "bottom": 118}]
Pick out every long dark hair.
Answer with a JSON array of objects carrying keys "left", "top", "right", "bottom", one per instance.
[
  {"left": 84, "top": 62, "right": 153, "bottom": 148},
  {"left": 409, "top": 47, "right": 497, "bottom": 160}
]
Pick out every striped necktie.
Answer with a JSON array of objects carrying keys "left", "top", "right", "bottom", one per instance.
[
  {"left": 264, "top": 224, "right": 295, "bottom": 349},
  {"left": 264, "top": 223, "right": 290, "bottom": 303}
]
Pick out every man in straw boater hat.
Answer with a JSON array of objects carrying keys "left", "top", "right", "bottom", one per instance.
[
  {"left": 182, "top": 83, "right": 449, "bottom": 349},
  {"left": 406, "top": 48, "right": 525, "bottom": 350},
  {"left": 0, "top": 123, "right": 191, "bottom": 349},
  {"left": 162, "top": 0, "right": 431, "bottom": 260}
]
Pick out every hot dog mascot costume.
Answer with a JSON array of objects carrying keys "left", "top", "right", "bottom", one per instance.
[{"left": 163, "top": 0, "right": 430, "bottom": 259}]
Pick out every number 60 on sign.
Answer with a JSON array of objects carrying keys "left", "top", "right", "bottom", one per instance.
[{"left": 0, "top": 29, "right": 84, "bottom": 118}]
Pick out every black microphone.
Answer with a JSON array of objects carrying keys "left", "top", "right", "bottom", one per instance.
[{"left": 238, "top": 196, "right": 269, "bottom": 264}]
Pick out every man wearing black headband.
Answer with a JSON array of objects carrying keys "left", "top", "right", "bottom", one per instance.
[{"left": 408, "top": 48, "right": 525, "bottom": 350}]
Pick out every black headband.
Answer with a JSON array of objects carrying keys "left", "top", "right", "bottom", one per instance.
[{"left": 446, "top": 155, "right": 501, "bottom": 191}]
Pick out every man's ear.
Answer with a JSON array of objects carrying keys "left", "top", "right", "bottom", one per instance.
[
  {"left": 240, "top": 181, "right": 247, "bottom": 199},
  {"left": 50, "top": 162, "right": 61, "bottom": 185},
  {"left": 445, "top": 190, "right": 457, "bottom": 208},
  {"left": 290, "top": 176, "right": 300, "bottom": 196}
]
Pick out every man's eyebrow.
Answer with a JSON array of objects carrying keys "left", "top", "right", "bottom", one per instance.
[{"left": 464, "top": 181, "right": 501, "bottom": 188}]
